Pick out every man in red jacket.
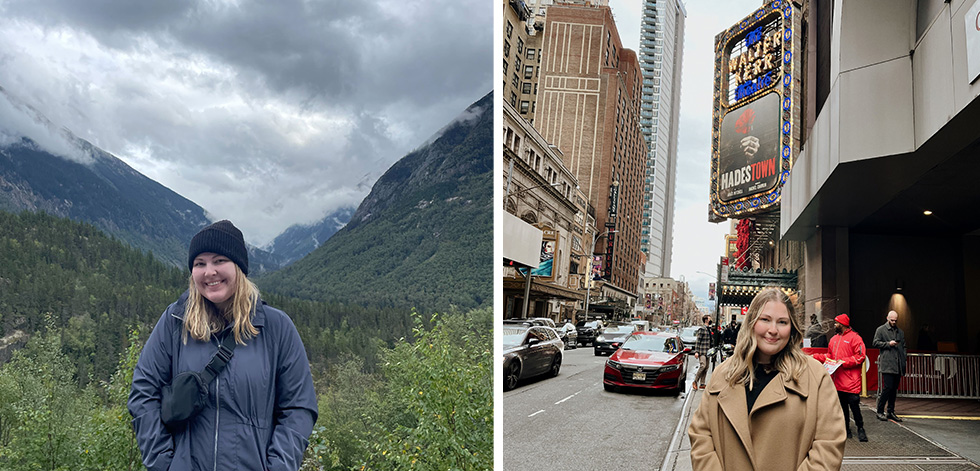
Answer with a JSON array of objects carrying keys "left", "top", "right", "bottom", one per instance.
[{"left": 813, "top": 314, "right": 868, "bottom": 442}]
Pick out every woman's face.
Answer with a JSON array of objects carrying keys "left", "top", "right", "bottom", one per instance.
[
  {"left": 753, "top": 300, "right": 791, "bottom": 364},
  {"left": 191, "top": 252, "right": 237, "bottom": 307}
]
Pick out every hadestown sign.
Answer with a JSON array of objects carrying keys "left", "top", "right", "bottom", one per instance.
[{"left": 710, "top": 1, "right": 803, "bottom": 220}]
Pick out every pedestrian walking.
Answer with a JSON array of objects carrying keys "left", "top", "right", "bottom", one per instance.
[
  {"left": 692, "top": 315, "right": 713, "bottom": 390},
  {"left": 128, "top": 220, "right": 318, "bottom": 471},
  {"left": 813, "top": 314, "right": 869, "bottom": 442},
  {"left": 873, "top": 310, "right": 906, "bottom": 422},
  {"left": 688, "top": 288, "right": 845, "bottom": 470}
]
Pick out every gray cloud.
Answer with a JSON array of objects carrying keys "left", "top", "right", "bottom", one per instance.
[
  {"left": 0, "top": 0, "right": 491, "bottom": 245},
  {"left": 0, "top": 87, "right": 94, "bottom": 164}
]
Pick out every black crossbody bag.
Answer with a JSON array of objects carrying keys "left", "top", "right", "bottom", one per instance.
[{"left": 160, "top": 331, "right": 237, "bottom": 429}]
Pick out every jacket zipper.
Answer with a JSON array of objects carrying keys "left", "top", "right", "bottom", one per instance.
[
  {"left": 213, "top": 335, "right": 221, "bottom": 471},
  {"left": 213, "top": 376, "right": 220, "bottom": 471}
]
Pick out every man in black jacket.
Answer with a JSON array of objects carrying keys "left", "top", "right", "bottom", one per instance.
[{"left": 873, "top": 310, "right": 906, "bottom": 422}]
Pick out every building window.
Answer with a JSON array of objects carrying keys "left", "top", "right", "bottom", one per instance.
[
  {"left": 504, "top": 41, "right": 511, "bottom": 58},
  {"left": 510, "top": 92, "right": 517, "bottom": 107},
  {"left": 512, "top": 73, "right": 520, "bottom": 88},
  {"left": 520, "top": 101, "right": 530, "bottom": 114},
  {"left": 506, "top": 20, "right": 513, "bottom": 38},
  {"left": 522, "top": 82, "right": 532, "bottom": 94},
  {"left": 524, "top": 65, "right": 534, "bottom": 79},
  {"left": 515, "top": 56, "right": 522, "bottom": 71},
  {"left": 503, "top": 59, "right": 508, "bottom": 75},
  {"left": 527, "top": 48, "right": 536, "bottom": 61},
  {"left": 517, "top": 38, "right": 524, "bottom": 55}
]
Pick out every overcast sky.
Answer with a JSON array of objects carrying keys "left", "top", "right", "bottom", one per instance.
[
  {"left": 607, "top": 0, "right": 767, "bottom": 307},
  {"left": 0, "top": 0, "right": 492, "bottom": 246}
]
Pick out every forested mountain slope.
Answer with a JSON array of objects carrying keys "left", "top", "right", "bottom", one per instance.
[{"left": 258, "top": 92, "right": 493, "bottom": 313}]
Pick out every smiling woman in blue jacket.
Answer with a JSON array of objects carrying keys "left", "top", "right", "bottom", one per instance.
[{"left": 128, "top": 220, "right": 318, "bottom": 471}]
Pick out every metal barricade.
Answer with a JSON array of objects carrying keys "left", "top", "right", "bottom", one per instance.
[{"left": 896, "top": 353, "right": 980, "bottom": 399}]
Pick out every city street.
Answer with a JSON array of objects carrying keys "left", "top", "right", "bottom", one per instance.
[{"left": 503, "top": 346, "right": 697, "bottom": 470}]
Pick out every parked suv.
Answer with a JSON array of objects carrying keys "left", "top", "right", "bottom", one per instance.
[{"left": 575, "top": 320, "right": 601, "bottom": 346}]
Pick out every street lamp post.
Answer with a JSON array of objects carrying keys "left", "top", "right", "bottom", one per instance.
[{"left": 583, "top": 229, "right": 617, "bottom": 323}]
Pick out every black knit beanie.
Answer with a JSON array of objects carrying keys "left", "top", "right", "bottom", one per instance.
[{"left": 187, "top": 220, "right": 249, "bottom": 275}]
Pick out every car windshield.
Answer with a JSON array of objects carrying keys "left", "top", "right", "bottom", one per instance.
[
  {"left": 601, "top": 326, "right": 635, "bottom": 335},
  {"left": 681, "top": 326, "right": 700, "bottom": 337},
  {"left": 502, "top": 327, "right": 529, "bottom": 349},
  {"left": 621, "top": 335, "right": 676, "bottom": 353}
]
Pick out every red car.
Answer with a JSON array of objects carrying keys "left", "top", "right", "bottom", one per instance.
[{"left": 602, "top": 331, "right": 687, "bottom": 394}]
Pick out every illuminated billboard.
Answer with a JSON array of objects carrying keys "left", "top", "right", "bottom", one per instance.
[{"left": 710, "top": 1, "right": 801, "bottom": 219}]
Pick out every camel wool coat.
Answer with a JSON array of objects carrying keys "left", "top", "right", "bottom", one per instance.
[{"left": 688, "top": 355, "right": 846, "bottom": 471}]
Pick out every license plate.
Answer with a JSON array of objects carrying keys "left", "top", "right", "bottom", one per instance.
[{"left": 632, "top": 372, "right": 646, "bottom": 381}]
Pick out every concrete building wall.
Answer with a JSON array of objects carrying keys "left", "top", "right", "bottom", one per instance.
[
  {"left": 780, "top": 0, "right": 980, "bottom": 354},
  {"left": 503, "top": 101, "right": 579, "bottom": 285},
  {"left": 503, "top": 100, "right": 584, "bottom": 320},
  {"left": 784, "top": 0, "right": 980, "bottom": 233},
  {"left": 504, "top": 0, "right": 544, "bottom": 125}
]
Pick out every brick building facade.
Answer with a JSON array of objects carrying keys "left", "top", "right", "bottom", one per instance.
[{"left": 534, "top": 4, "right": 647, "bottom": 299}]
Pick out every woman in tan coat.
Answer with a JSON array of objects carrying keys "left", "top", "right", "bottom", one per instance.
[{"left": 688, "top": 288, "right": 845, "bottom": 470}]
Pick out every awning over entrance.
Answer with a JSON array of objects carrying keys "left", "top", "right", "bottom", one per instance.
[
  {"left": 719, "top": 267, "right": 798, "bottom": 306},
  {"left": 503, "top": 277, "right": 585, "bottom": 303}
]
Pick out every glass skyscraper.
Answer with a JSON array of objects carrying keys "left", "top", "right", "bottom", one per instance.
[{"left": 638, "top": 0, "right": 685, "bottom": 277}]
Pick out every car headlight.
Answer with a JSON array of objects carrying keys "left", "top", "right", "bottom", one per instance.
[
  {"left": 606, "top": 360, "right": 622, "bottom": 370},
  {"left": 661, "top": 365, "right": 679, "bottom": 372}
]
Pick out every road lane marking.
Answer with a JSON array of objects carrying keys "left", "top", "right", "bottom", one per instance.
[
  {"left": 528, "top": 410, "right": 545, "bottom": 417},
  {"left": 555, "top": 393, "right": 577, "bottom": 405}
]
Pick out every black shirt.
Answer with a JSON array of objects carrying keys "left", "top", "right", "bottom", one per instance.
[{"left": 746, "top": 364, "right": 779, "bottom": 413}]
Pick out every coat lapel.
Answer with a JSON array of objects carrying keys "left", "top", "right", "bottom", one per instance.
[
  {"left": 751, "top": 369, "right": 811, "bottom": 414},
  {"left": 712, "top": 367, "right": 812, "bottom": 470},
  {"left": 750, "top": 375, "right": 788, "bottom": 415},
  {"left": 715, "top": 382, "right": 757, "bottom": 469}
]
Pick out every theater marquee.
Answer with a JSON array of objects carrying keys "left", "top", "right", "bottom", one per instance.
[{"left": 710, "top": 1, "right": 802, "bottom": 220}]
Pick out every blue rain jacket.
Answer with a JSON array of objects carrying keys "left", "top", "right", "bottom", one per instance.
[{"left": 128, "top": 292, "right": 318, "bottom": 471}]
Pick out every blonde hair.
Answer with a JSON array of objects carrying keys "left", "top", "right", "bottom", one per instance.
[
  {"left": 183, "top": 263, "right": 260, "bottom": 345},
  {"left": 725, "top": 287, "right": 808, "bottom": 389}
]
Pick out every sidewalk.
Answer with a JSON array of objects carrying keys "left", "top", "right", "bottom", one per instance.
[{"left": 661, "top": 389, "right": 980, "bottom": 470}]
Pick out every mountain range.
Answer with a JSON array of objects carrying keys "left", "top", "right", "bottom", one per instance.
[
  {"left": 267, "top": 206, "right": 355, "bottom": 266},
  {"left": 0, "top": 85, "right": 492, "bottom": 313},
  {"left": 258, "top": 91, "right": 493, "bottom": 312}
]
